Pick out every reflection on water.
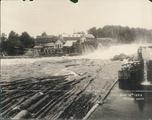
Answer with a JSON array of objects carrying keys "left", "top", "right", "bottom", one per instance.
[
  {"left": 89, "top": 82, "right": 152, "bottom": 120},
  {"left": 119, "top": 81, "right": 152, "bottom": 112}
]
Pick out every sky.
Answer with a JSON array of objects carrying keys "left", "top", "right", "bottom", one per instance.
[{"left": 1, "top": 0, "right": 152, "bottom": 37}]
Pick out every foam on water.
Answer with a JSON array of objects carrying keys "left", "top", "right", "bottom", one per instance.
[
  {"left": 1, "top": 43, "right": 152, "bottom": 65},
  {"left": 141, "top": 81, "right": 151, "bottom": 86},
  {"left": 81, "top": 44, "right": 143, "bottom": 59},
  {"left": 142, "top": 47, "right": 152, "bottom": 60}
]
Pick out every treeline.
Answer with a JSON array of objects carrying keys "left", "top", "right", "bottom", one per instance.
[
  {"left": 0, "top": 31, "right": 35, "bottom": 55},
  {"left": 88, "top": 25, "right": 152, "bottom": 43}
]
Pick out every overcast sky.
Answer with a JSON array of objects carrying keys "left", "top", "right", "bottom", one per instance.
[{"left": 1, "top": 0, "right": 152, "bottom": 37}]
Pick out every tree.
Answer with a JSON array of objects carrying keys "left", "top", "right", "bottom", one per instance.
[
  {"left": 51, "top": 36, "right": 58, "bottom": 42},
  {"left": 20, "top": 32, "right": 35, "bottom": 48},
  {"left": 88, "top": 25, "right": 152, "bottom": 43},
  {"left": 41, "top": 32, "right": 47, "bottom": 36},
  {"left": 96, "top": 28, "right": 104, "bottom": 38},
  {"left": 6, "top": 31, "right": 24, "bottom": 55},
  {"left": 0, "top": 33, "right": 7, "bottom": 54},
  {"left": 88, "top": 27, "right": 98, "bottom": 38}
]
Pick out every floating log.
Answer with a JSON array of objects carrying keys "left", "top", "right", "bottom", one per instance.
[
  {"left": 28, "top": 95, "right": 50, "bottom": 113},
  {"left": 34, "top": 93, "right": 64, "bottom": 118},
  {"left": 1, "top": 100, "right": 17, "bottom": 114},
  {"left": 7, "top": 97, "right": 27, "bottom": 117},
  {"left": 19, "top": 92, "right": 44, "bottom": 110},
  {"left": 12, "top": 110, "right": 30, "bottom": 120},
  {"left": 39, "top": 90, "right": 75, "bottom": 119},
  {"left": 48, "top": 77, "right": 94, "bottom": 120}
]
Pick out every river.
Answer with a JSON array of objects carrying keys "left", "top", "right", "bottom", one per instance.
[{"left": 89, "top": 82, "right": 152, "bottom": 120}]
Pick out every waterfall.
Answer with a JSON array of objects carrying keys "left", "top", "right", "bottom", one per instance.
[
  {"left": 141, "top": 60, "right": 151, "bottom": 85},
  {"left": 141, "top": 47, "right": 152, "bottom": 85}
]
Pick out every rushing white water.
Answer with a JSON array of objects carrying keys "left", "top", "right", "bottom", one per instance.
[
  {"left": 141, "top": 47, "right": 152, "bottom": 60},
  {"left": 141, "top": 60, "right": 151, "bottom": 86},
  {"left": 81, "top": 44, "right": 143, "bottom": 59},
  {"left": 141, "top": 47, "right": 152, "bottom": 85},
  {"left": 1, "top": 43, "right": 152, "bottom": 65}
]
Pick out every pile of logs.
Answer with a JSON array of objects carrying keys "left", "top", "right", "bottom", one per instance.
[{"left": 0, "top": 75, "right": 96, "bottom": 120}]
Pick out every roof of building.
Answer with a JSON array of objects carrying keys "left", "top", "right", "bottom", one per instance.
[
  {"left": 34, "top": 46, "right": 43, "bottom": 49},
  {"left": 63, "top": 37, "right": 80, "bottom": 41},
  {"left": 63, "top": 40, "right": 77, "bottom": 47},
  {"left": 55, "top": 39, "right": 64, "bottom": 44},
  {"left": 84, "top": 34, "right": 95, "bottom": 38},
  {"left": 44, "top": 43, "right": 55, "bottom": 47},
  {"left": 61, "top": 33, "right": 83, "bottom": 38},
  {"left": 36, "top": 35, "right": 54, "bottom": 39}
]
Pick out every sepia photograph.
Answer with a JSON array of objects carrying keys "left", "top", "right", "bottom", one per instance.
[{"left": 1, "top": 0, "right": 152, "bottom": 120}]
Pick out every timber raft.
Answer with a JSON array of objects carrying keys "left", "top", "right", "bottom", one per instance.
[
  {"left": 0, "top": 72, "right": 118, "bottom": 120},
  {"left": 0, "top": 74, "right": 99, "bottom": 120}
]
